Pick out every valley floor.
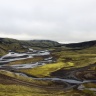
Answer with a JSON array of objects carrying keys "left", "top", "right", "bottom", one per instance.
[{"left": 0, "top": 47, "right": 96, "bottom": 96}]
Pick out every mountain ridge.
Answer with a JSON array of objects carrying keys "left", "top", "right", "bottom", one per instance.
[
  {"left": 0, "top": 37, "right": 96, "bottom": 56},
  {"left": 59, "top": 40, "right": 96, "bottom": 50}
]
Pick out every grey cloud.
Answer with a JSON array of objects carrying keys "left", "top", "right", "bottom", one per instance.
[{"left": 0, "top": 0, "right": 96, "bottom": 43}]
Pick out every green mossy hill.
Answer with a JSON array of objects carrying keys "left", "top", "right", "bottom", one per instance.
[
  {"left": 0, "top": 38, "right": 60, "bottom": 48},
  {"left": 21, "top": 40, "right": 60, "bottom": 48},
  {"left": 0, "top": 38, "right": 60, "bottom": 56}
]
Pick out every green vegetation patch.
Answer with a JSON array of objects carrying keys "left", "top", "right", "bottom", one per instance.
[
  {"left": 0, "top": 84, "right": 49, "bottom": 96},
  {"left": 52, "top": 49, "right": 96, "bottom": 68},
  {"left": 20, "top": 62, "right": 74, "bottom": 77}
]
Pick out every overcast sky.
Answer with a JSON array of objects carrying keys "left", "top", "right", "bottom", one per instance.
[{"left": 0, "top": 0, "right": 96, "bottom": 43}]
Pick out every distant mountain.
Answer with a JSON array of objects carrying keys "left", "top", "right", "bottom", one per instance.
[
  {"left": 21, "top": 40, "right": 60, "bottom": 48},
  {"left": 63, "top": 40, "right": 96, "bottom": 49}
]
